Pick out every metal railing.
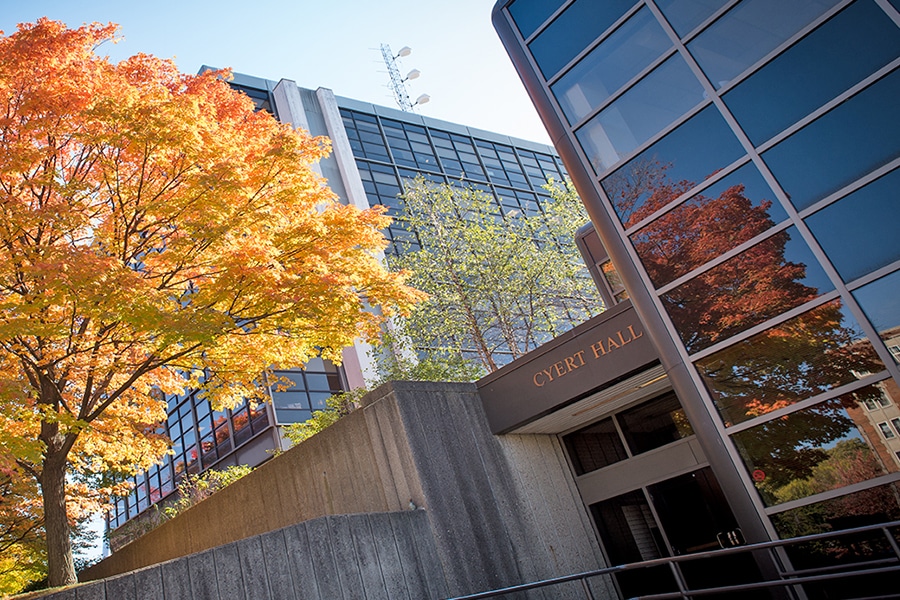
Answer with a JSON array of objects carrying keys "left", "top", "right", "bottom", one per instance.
[{"left": 446, "top": 520, "right": 900, "bottom": 600}]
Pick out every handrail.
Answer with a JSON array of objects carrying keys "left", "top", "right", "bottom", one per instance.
[{"left": 445, "top": 519, "right": 900, "bottom": 600}]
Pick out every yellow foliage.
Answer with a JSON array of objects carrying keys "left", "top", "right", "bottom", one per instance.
[{"left": 0, "top": 19, "right": 424, "bottom": 585}]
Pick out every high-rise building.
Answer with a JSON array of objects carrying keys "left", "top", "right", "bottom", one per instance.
[
  {"left": 106, "top": 71, "right": 575, "bottom": 537},
  {"left": 493, "top": 0, "right": 900, "bottom": 593}
]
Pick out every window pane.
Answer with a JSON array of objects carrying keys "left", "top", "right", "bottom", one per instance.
[
  {"left": 696, "top": 300, "right": 885, "bottom": 427},
  {"left": 762, "top": 67, "right": 900, "bottom": 211},
  {"left": 630, "top": 162, "right": 787, "bottom": 288},
  {"left": 576, "top": 54, "right": 705, "bottom": 175},
  {"left": 563, "top": 417, "right": 628, "bottom": 475},
  {"left": 770, "top": 482, "right": 900, "bottom": 598},
  {"left": 618, "top": 391, "right": 694, "bottom": 454},
  {"left": 688, "top": 0, "right": 841, "bottom": 89},
  {"left": 662, "top": 226, "right": 834, "bottom": 353},
  {"left": 724, "top": 0, "right": 900, "bottom": 145},
  {"left": 304, "top": 373, "right": 331, "bottom": 391},
  {"left": 272, "top": 391, "right": 310, "bottom": 410},
  {"left": 730, "top": 390, "right": 900, "bottom": 507},
  {"left": 852, "top": 269, "right": 900, "bottom": 364},
  {"left": 602, "top": 105, "right": 744, "bottom": 227},
  {"left": 655, "top": 0, "right": 728, "bottom": 37},
  {"left": 552, "top": 7, "right": 671, "bottom": 124},
  {"left": 806, "top": 168, "right": 900, "bottom": 282},
  {"left": 529, "top": 0, "right": 636, "bottom": 78},
  {"left": 509, "top": 0, "right": 564, "bottom": 38},
  {"left": 308, "top": 392, "right": 332, "bottom": 410},
  {"left": 275, "top": 408, "right": 312, "bottom": 425}
]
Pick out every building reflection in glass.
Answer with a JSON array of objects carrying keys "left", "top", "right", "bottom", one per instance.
[
  {"left": 854, "top": 269, "right": 900, "bottom": 365},
  {"left": 730, "top": 388, "right": 899, "bottom": 507},
  {"left": 697, "top": 299, "right": 885, "bottom": 427}
]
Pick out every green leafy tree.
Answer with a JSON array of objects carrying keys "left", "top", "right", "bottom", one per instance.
[{"left": 390, "top": 176, "right": 600, "bottom": 373}]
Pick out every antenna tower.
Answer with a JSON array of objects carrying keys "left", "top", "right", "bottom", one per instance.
[{"left": 380, "top": 43, "right": 429, "bottom": 112}]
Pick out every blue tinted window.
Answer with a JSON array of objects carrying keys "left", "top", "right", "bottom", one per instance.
[
  {"left": 806, "top": 168, "right": 900, "bottom": 282},
  {"left": 576, "top": 54, "right": 705, "bottom": 175},
  {"left": 763, "top": 68, "right": 900, "bottom": 211},
  {"left": 602, "top": 105, "right": 745, "bottom": 227},
  {"left": 663, "top": 226, "right": 835, "bottom": 353},
  {"left": 688, "top": 0, "right": 841, "bottom": 89},
  {"left": 655, "top": 0, "right": 728, "bottom": 37},
  {"left": 552, "top": 7, "right": 671, "bottom": 124},
  {"left": 631, "top": 162, "right": 787, "bottom": 287},
  {"left": 529, "top": 0, "right": 636, "bottom": 78},
  {"left": 508, "top": 0, "right": 565, "bottom": 39},
  {"left": 725, "top": 0, "right": 900, "bottom": 145},
  {"left": 853, "top": 270, "right": 900, "bottom": 362}
]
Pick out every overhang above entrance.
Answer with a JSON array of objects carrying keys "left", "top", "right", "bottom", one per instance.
[{"left": 477, "top": 301, "right": 661, "bottom": 434}]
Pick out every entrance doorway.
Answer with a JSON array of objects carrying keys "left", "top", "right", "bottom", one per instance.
[
  {"left": 590, "top": 467, "right": 761, "bottom": 597},
  {"left": 562, "top": 392, "right": 761, "bottom": 597}
]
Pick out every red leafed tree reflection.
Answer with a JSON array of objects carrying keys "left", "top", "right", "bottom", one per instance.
[{"left": 610, "top": 159, "right": 897, "bottom": 510}]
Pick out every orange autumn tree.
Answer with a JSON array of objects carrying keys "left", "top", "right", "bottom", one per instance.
[{"left": 0, "top": 19, "right": 423, "bottom": 587}]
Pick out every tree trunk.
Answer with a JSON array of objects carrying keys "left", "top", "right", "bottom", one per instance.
[{"left": 42, "top": 451, "right": 77, "bottom": 587}]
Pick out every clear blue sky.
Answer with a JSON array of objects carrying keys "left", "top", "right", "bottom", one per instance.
[{"left": 0, "top": 0, "right": 552, "bottom": 145}]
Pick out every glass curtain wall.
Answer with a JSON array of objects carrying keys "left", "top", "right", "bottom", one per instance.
[
  {"left": 108, "top": 361, "right": 342, "bottom": 531},
  {"left": 503, "top": 0, "right": 900, "bottom": 544},
  {"left": 339, "top": 108, "right": 569, "bottom": 257}
]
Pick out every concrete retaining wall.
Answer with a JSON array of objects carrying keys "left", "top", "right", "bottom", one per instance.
[
  {"left": 73, "top": 381, "right": 613, "bottom": 599},
  {"left": 43, "top": 511, "right": 447, "bottom": 600}
]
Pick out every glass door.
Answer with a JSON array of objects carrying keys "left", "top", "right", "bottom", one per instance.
[{"left": 590, "top": 467, "right": 762, "bottom": 598}]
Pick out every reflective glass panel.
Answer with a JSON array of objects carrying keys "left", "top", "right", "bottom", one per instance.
[
  {"left": 696, "top": 300, "right": 885, "bottom": 427},
  {"left": 272, "top": 391, "right": 309, "bottom": 411},
  {"left": 806, "top": 168, "right": 900, "bottom": 283},
  {"left": 529, "top": 0, "right": 636, "bottom": 78},
  {"left": 576, "top": 54, "right": 705, "bottom": 175},
  {"left": 618, "top": 391, "right": 694, "bottom": 454},
  {"left": 552, "top": 7, "right": 671, "bottom": 124},
  {"left": 663, "top": 226, "right": 834, "bottom": 353},
  {"left": 725, "top": 0, "right": 900, "bottom": 146},
  {"left": 688, "top": 0, "right": 841, "bottom": 89},
  {"left": 853, "top": 270, "right": 900, "bottom": 363},
  {"left": 655, "top": 0, "right": 728, "bottom": 37},
  {"left": 508, "top": 0, "right": 565, "bottom": 39},
  {"left": 630, "top": 162, "right": 787, "bottom": 288},
  {"left": 563, "top": 417, "right": 628, "bottom": 475},
  {"left": 770, "top": 482, "right": 900, "bottom": 598},
  {"left": 602, "top": 105, "right": 745, "bottom": 227},
  {"left": 730, "top": 389, "right": 900, "bottom": 507},
  {"left": 275, "top": 408, "right": 312, "bottom": 425},
  {"left": 762, "top": 67, "right": 900, "bottom": 211}
]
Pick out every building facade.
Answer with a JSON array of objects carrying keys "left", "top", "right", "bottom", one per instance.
[
  {"left": 492, "top": 0, "right": 900, "bottom": 593},
  {"left": 107, "top": 73, "right": 576, "bottom": 536}
]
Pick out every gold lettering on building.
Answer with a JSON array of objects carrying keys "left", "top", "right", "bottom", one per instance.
[{"left": 532, "top": 323, "right": 645, "bottom": 388}]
